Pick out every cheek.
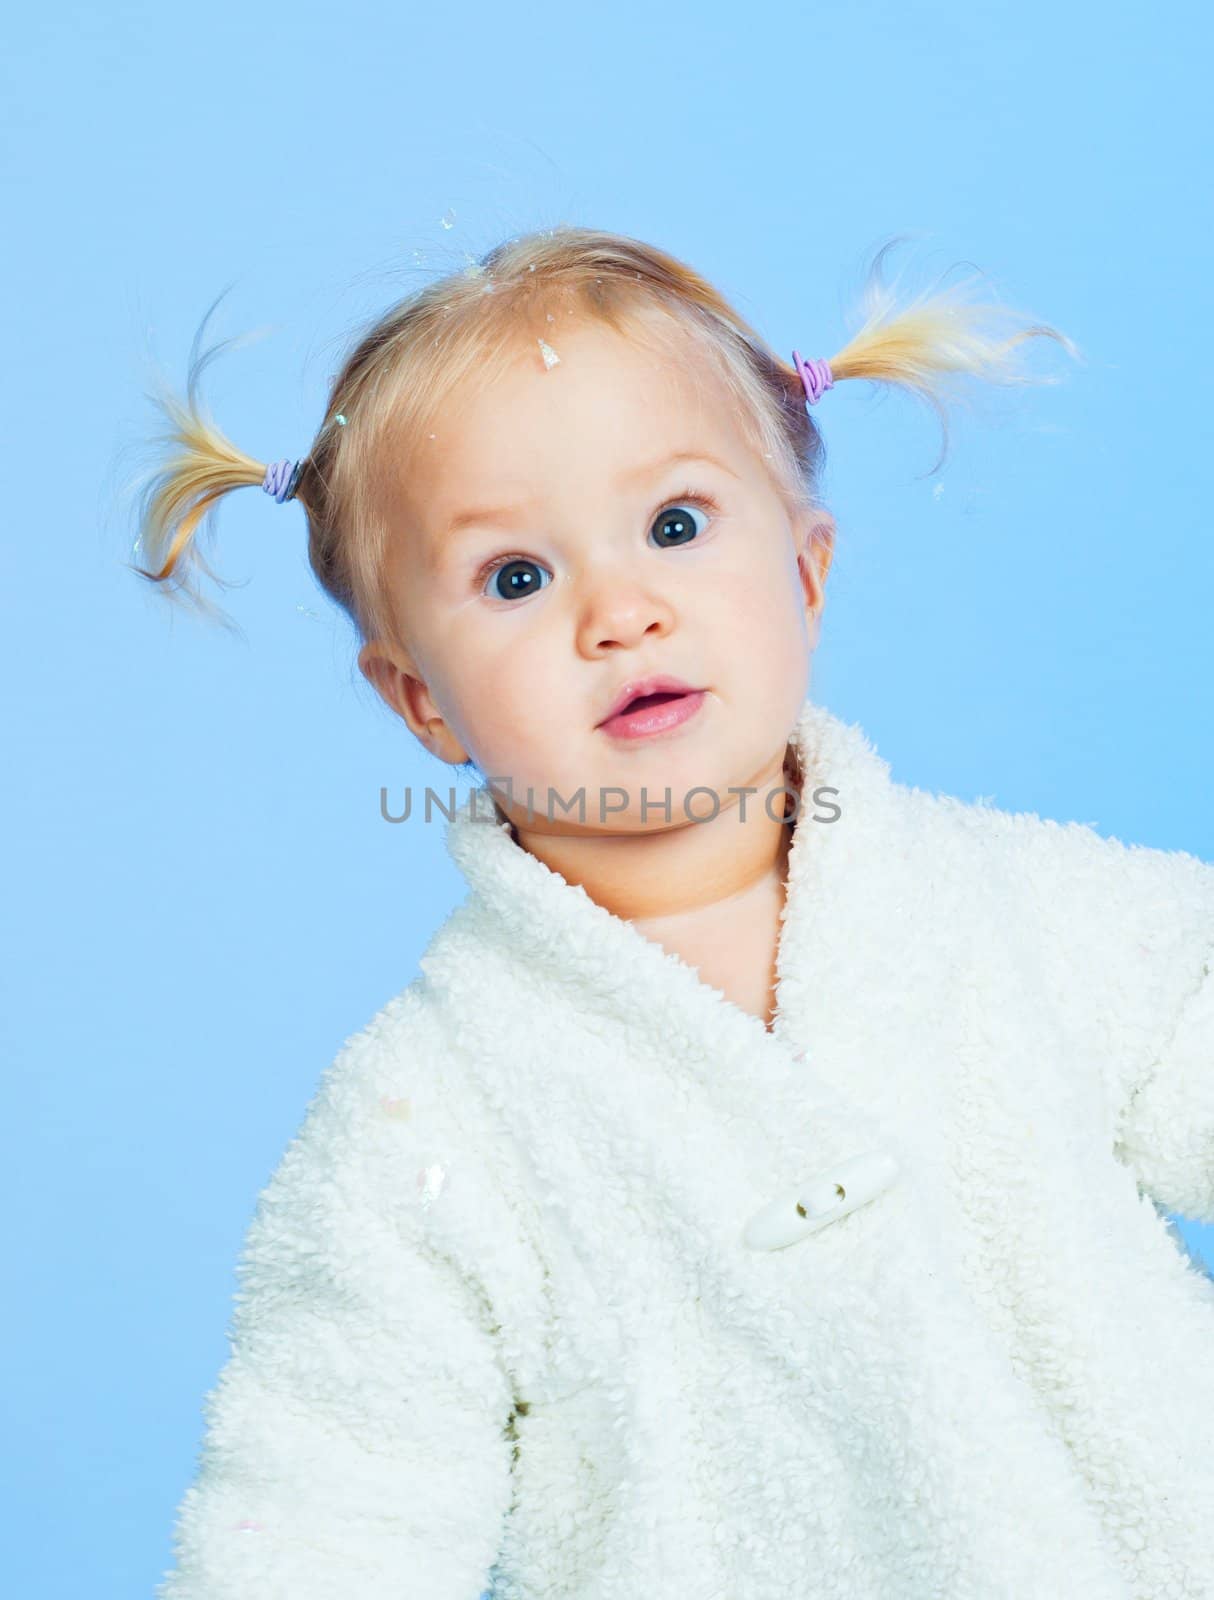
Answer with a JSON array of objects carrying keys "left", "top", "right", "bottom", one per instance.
[
  {"left": 706, "top": 555, "right": 801, "bottom": 638},
  {"left": 713, "top": 517, "right": 798, "bottom": 593},
  {"left": 447, "top": 642, "right": 566, "bottom": 759},
  {"left": 716, "top": 559, "right": 812, "bottom": 699}
]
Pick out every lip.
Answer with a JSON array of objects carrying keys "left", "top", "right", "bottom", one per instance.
[
  {"left": 596, "top": 677, "right": 708, "bottom": 743},
  {"left": 596, "top": 674, "right": 702, "bottom": 727},
  {"left": 598, "top": 689, "right": 707, "bottom": 743}
]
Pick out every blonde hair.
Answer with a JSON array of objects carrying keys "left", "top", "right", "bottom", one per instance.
[{"left": 128, "top": 226, "right": 1079, "bottom": 646}]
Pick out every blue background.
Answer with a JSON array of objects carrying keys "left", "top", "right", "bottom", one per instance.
[{"left": 2, "top": 3, "right": 1210, "bottom": 1594}]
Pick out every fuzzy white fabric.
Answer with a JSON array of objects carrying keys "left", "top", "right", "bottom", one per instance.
[{"left": 158, "top": 697, "right": 1214, "bottom": 1599}]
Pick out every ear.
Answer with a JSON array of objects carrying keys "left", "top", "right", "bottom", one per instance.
[
  {"left": 792, "top": 507, "right": 835, "bottom": 639},
  {"left": 357, "top": 640, "right": 471, "bottom": 765}
]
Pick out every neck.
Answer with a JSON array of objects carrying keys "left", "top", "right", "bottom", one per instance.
[{"left": 498, "top": 743, "right": 800, "bottom": 924}]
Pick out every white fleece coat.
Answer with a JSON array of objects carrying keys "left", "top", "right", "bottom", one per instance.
[{"left": 158, "top": 697, "right": 1214, "bottom": 1600}]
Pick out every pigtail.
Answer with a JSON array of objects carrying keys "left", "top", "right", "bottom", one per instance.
[
  {"left": 126, "top": 290, "right": 302, "bottom": 635},
  {"left": 124, "top": 226, "right": 1078, "bottom": 656},
  {"left": 822, "top": 236, "right": 1082, "bottom": 474}
]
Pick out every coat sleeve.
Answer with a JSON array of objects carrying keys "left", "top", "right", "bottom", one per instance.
[
  {"left": 155, "top": 1054, "right": 516, "bottom": 1600},
  {"left": 1002, "top": 808, "right": 1214, "bottom": 1221},
  {"left": 1116, "top": 919, "right": 1214, "bottom": 1222}
]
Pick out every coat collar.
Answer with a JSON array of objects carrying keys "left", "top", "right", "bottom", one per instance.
[{"left": 440, "top": 696, "right": 904, "bottom": 1093}]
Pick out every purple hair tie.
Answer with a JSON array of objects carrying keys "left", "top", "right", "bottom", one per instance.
[
  {"left": 262, "top": 458, "right": 303, "bottom": 504},
  {"left": 791, "top": 350, "right": 834, "bottom": 408}
]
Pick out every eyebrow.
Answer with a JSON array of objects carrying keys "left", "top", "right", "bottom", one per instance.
[{"left": 442, "top": 450, "right": 740, "bottom": 535}]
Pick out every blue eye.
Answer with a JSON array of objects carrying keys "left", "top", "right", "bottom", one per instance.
[
  {"left": 479, "top": 556, "right": 552, "bottom": 602},
  {"left": 475, "top": 488, "right": 720, "bottom": 602},
  {"left": 649, "top": 495, "right": 715, "bottom": 549}
]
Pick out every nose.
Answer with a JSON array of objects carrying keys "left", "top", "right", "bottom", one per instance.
[{"left": 574, "top": 564, "right": 678, "bottom": 655}]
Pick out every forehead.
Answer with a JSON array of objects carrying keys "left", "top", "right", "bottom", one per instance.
[{"left": 398, "top": 320, "right": 748, "bottom": 520}]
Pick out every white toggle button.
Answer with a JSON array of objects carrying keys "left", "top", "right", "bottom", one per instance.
[{"left": 742, "top": 1150, "right": 901, "bottom": 1251}]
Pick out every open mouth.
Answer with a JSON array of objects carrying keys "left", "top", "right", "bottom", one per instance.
[
  {"left": 599, "top": 686, "right": 707, "bottom": 740},
  {"left": 621, "top": 691, "right": 688, "bottom": 713}
]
